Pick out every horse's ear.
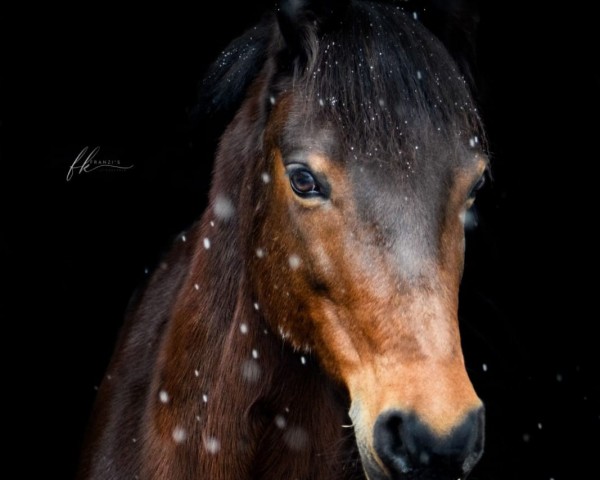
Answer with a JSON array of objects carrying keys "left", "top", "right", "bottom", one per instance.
[
  {"left": 277, "top": 0, "right": 349, "bottom": 67},
  {"left": 196, "top": 18, "right": 272, "bottom": 118}
]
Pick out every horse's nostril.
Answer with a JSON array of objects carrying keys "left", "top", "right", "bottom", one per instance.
[{"left": 373, "top": 407, "right": 485, "bottom": 477}]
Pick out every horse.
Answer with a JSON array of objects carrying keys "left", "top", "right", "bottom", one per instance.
[{"left": 78, "top": 1, "right": 488, "bottom": 479}]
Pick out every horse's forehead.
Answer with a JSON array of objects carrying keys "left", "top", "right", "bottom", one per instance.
[{"left": 279, "top": 119, "right": 457, "bottom": 195}]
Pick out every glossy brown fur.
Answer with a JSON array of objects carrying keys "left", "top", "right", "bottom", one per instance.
[
  {"left": 79, "top": 2, "right": 487, "bottom": 479},
  {"left": 79, "top": 81, "right": 363, "bottom": 480}
]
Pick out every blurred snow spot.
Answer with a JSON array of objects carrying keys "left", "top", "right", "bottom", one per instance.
[
  {"left": 482, "top": 363, "right": 488, "bottom": 372},
  {"left": 319, "top": 98, "right": 325, "bottom": 107},
  {"left": 522, "top": 433, "right": 530, "bottom": 443},
  {"left": 261, "top": 172, "right": 271, "bottom": 184},
  {"left": 463, "top": 209, "right": 478, "bottom": 229},
  {"left": 214, "top": 194, "right": 234, "bottom": 220},
  {"left": 240, "top": 323, "right": 249, "bottom": 334},
  {"left": 159, "top": 390, "right": 169, "bottom": 404},
  {"left": 253, "top": 302, "right": 260, "bottom": 311},
  {"left": 210, "top": 220, "right": 215, "bottom": 227},
  {"left": 204, "top": 436, "right": 221, "bottom": 454},
  {"left": 172, "top": 426, "right": 186, "bottom": 443},
  {"left": 181, "top": 235, "right": 186, "bottom": 242},
  {"left": 194, "top": 369, "right": 200, "bottom": 377},
  {"left": 202, "top": 394, "right": 208, "bottom": 403},
  {"left": 413, "top": 12, "right": 418, "bottom": 20},
  {"left": 300, "top": 356, "right": 307, "bottom": 365},
  {"left": 252, "top": 349, "right": 259, "bottom": 359},
  {"left": 556, "top": 373, "right": 563, "bottom": 382},
  {"left": 378, "top": 98, "right": 385, "bottom": 107},
  {"left": 132, "top": 437, "right": 137, "bottom": 443},
  {"left": 203, "top": 238, "right": 211, "bottom": 250},
  {"left": 416, "top": 70, "right": 422, "bottom": 80},
  {"left": 275, "top": 415, "right": 287, "bottom": 429},
  {"left": 537, "top": 422, "right": 543, "bottom": 430},
  {"left": 284, "top": 426, "right": 309, "bottom": 451},
  {"left": 269, "top": 95, "right": 276, "bottom": 105},
  {"left": 256, "top": 248, "right": 265, "bottom": 258},
  {"left": 194, "top": 283, "right": 199, "bottom": 291},
  {"left": 288, "top": 254, "right": 301, "bottom": 270},
  {"left": 241, "top": 360, "right": 261, "bottom": 383}
]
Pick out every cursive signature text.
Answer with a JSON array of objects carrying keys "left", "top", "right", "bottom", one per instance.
[{"left": 66, "top": 146, "right": 133, "bottom": 181}]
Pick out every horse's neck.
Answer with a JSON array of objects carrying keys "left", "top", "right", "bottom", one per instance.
[
  {"left": 143, "top": 215, "right": 357, "bottom": 478},
  {"left": 142, "top": 92, "right": 359, "bottom": 476}
]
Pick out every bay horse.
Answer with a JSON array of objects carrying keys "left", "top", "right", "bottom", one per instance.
[{"left": 78, "top": 1, "right": 488, "bottom": 479}]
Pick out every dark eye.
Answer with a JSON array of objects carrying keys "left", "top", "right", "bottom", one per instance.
[
  {"left": 289, "top": 168, "right": 321, "bottom": 197},
  {"left": 468, "top": 174, "right": 486, "bottom": 200}
]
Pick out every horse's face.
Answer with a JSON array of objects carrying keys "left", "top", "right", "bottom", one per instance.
[{"left": 250, "top": 90, "right": 486, "bottom": 479}]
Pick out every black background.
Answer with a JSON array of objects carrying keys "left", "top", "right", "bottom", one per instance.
[{"left": 2, "top": 1, "right": 598, "bottom": 478}]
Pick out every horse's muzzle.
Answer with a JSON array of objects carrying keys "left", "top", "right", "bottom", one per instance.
[{"left": 370, "top": 407, "right": 485, "bottom": 479}]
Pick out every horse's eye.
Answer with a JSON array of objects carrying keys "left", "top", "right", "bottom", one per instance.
[
  {"left": 289, "top": 168, "right": 321, "bottom": 197},
  {"left": 468, "top": 174, "right": 486, "bottom": 200}
]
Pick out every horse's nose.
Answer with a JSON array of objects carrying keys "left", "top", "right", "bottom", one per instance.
[{"left": 373, "top": 407, "right": 485, "bottom": 478}]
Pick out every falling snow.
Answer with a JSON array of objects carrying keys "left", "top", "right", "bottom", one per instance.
[
  {"left": 214, "top": 194, "right": 235, "bottom": 220},
  {"left": 275, "top": 415, "right": 287, "bottom": 429},
  {"left": 194, "top": 283, "right": 199, "bottom": 291},
  {"left": 241, "top": 360, "right": 261, "bottom": 382},
  {"left": 203, "top": 237, "right": 211, "bottom": 250},
  {"left": 204, "top": 436, "right": 221, "bottom": 454},
  {"left": 482, "top": 363, "right": 488, "bottom": 372},
  {"left": 181, "top": 235, "right": 186, "bottom": 242},
  {"left": 172, "top": 426, "right": 186, "bottom": 443},
  {"left": 202, "top": 394, "right": 208, "bottom": 403},
  {"left": 194, "top": 369, "right": 200, "bottom": 377},
  {"left": 252, "top": 349, "right": 259, "bottom": 359},
  {"left": 256, "top": 248, "right": 265, "bottom": 258},
  {"left": 283, "top": 426, "right": 309, "bottom": 451},
  {"left": 261, "top": 172, "right": 271, "bottom": 184},
  {"left": 240, "top": 323, "right": 249, "bottom": 334},
  {"left": 288, "top": 254, "right": 301, "bottom": 270},
  {"left": 253, "top": 302, "right": 260, "bottom": 311},
  {"left": 300, "top": 356, "right": 307, "bottom": 365},
  {"left": 159, "top": 390, "right": 169, "bottom": 404}
]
